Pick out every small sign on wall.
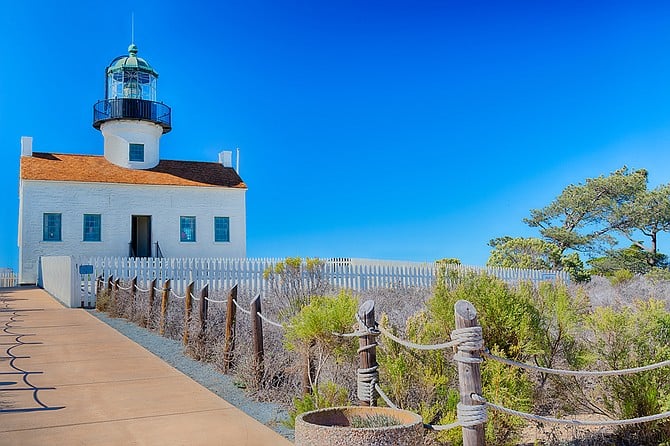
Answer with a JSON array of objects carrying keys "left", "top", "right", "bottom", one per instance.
[{"left": 79, "top": 264, "right": 94, "bottom": 275}]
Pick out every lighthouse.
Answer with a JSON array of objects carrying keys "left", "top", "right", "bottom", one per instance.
[{"left": 92, "top": 43, "right": 171, "bottom": 169}]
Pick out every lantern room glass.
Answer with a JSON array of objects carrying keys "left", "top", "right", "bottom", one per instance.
[{"left": 107, "top": 70, "right": 157, "bottom": 101}]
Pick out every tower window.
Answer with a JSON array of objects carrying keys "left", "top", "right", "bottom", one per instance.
[
  {"left": 129, "top": 143, "right": 144, "bottom": 162},
  {"left": 43, "top": 213, "right": 62, "bottom": 242},
  {"left": 214, "top": 217, "right": 230, "bottom": 242},
  {"left": 180, "top": 216, "right": 196, "bottom": 242},
  {"left": 83, "top": 214, "right": 101, "bottom": 242}
]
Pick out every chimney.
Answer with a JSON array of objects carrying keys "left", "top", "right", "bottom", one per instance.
[
  {"left": 218, "top": 150, "right": 233, "bottom": 168},
  {"left": 21, "top": 136, "right": 33, "bottom": 157}
]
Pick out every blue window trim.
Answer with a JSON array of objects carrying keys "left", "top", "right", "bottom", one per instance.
[
  {"left": 180, "top": 216, "right": 196, "bottom": 242},
  {"left": 43, "top": 213, "right": 62, "bottom": 242},
  {"left": 214, "top": 217, "right": 230, "bottom": 242},
  {"left": 83, "top": 214, "right": 101, "bottom": 242},
  {"left": 129, "top": 143, "right": 144, "bottom": 162}
]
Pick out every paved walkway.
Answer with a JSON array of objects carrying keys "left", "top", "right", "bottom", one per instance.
[{"left": 0, "top": 287, "right": 292, "bottom": 445}]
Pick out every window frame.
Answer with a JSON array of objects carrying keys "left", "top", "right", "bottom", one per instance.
[
  {"left": 180, "top": 216, "right": 196, "bottom": 242},
  {"left": 129, "top": 143, "right": 145, "bottom": 162},
  {"left": 214, "top": 216, "right": 230, "bottom": 243},
  {"left": 83, "top": 214, "right": 102, "bottom": 242},
  {"left": 43, "top": 213, "right": 62, "bottom": 242}
]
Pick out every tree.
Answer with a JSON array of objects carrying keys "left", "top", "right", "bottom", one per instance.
[
  {"left": 524, "top": 167, "right": 648, "bottom": 254},
  {"left": 588, "top": 245, "right": 668, "bottom": 275},
  {"left": 611, "top": 184, "right": 670, "bottom": 265},
  {"left": 487, "top": 237, "right": 590, "bottom": 282},
  {"left": 487, "top": 237, "right": 561, "bottom": 270}
]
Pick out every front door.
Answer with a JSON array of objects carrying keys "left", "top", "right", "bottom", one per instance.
[{"left": 131, "top": 215, "right": 152, "bottom": 257}]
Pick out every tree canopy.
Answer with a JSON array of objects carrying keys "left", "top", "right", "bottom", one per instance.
[{"left": 489, "top": 166, "right": 670, "bottom": 278}]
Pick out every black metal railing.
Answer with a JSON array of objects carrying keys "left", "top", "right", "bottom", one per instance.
[
  {"left": 93, "top": 98, "right": 171, "bottom": 133},
  {"left": 154, "top": 241, "right": 164, "bottom": 259}
]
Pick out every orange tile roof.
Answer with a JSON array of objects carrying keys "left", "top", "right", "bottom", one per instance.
[{"left": 20, "top": 152, "right": 247, "bottom": 189}]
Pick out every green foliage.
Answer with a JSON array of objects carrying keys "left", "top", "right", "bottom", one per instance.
[
  {"left": 486, "top": 237, "right": 590, "bottom": 282},
  {"left": 608, "top": 268, "right": 634, "bottom": 285},
  {"left": 263, "top": 257, "right": 326, "bottom": 318},
  {"left": 284, "top": 291, "right": 358, "bottom": 425},
  {"left": 349, "top": 413, "right": 401, "bottom": 428},
  {"left": 525, "top": 166, "right": 648, "bottom": 253},
  {"left": 487, "top": 237, "right": 561, "bottom": 270},
  {"left": 589, "top": 245, "right": 667, "bottom": 276},
  {"left": 533, "top": 282, "right": 590, "bottom": 374},
  {"left": 587, "top": 299, "right": 670, "bottom": 441},
  {"left": 645, "top": 267, "right": 670, "bottom": 283},
  {"left": 286, "top": 381, "right": 350, "bottom": 427},
  {"left": 284, "top": 290, "right": 358, "bottom": 357}
]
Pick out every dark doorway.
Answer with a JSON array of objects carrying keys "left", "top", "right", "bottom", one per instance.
[{"left": 131, "top": 215, "right": 152, "bottom": 257}]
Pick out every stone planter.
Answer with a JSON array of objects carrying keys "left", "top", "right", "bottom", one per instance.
[{"left": 295, "top": 406, "right": 424, "bottom": 446}]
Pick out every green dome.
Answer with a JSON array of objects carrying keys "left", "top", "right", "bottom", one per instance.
[{"left": 106, "top": 44, "right": 159, "bottom": 77}]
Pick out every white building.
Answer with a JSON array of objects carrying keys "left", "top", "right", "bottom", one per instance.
[{"left": 17, "top": 44, "right": 247, "bottom": 284}]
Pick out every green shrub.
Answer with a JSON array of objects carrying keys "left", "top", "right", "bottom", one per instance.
[
  {"left": 609, "top": 268, "right": 634, "bottom": 285},
  {"left": 284, "top": 291, "right": 358, "bottom": 425},
  {"left": 587, "top": 299, "right": 670, "bottom": 443}
]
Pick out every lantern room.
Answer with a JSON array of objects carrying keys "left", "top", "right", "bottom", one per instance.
[
  {"left": 106, "top": 43, "right": 158, "bottom": 101},
  {"left": 93, "top": 43, "right": 171, "bottom": 169}
]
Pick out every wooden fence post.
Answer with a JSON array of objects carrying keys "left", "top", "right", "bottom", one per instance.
[
  {"left": 147, "top": 278, "right": 157, "bottom": 328},
  {"left": 107, "top": 275, "right": 113, "bottom": 292},
  {"left": 454, "top": 300, "right": 485, "bottom": 446},
  {"left": 199, "top": 284, "right": 209, "bottom": 337},
  {"left": 113, "top": 278, "right": 120, "bottom": 315},
  {"left": 160, "top": 279, "right": 170, "bottom": 336},
  {"left": 357, "top": 300, "right": 378, "bottom": 406},
  {"left": 183, "top": 281, "right": 194, "bottom": 346},
  {"left": 250, "top": 294, "right": 264, "bottom": 386},
  {"left": 222, "top": 284, "right": 238, "bottom": 372},
  {"left": 130, "top": 276, "right": 137, "bottom": 319}
]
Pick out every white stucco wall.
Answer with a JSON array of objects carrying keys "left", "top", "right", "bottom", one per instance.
[
  {"left": 39, "top": 256, "right": 78, "bottom": 307},
  {"left": 18, "top": 180, "right": 246, "bottom": 284},
  {"left": 101, "top": 120, "right": 163, "bottom": 169}
]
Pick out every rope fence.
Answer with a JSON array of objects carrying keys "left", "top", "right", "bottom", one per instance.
[
  {"left": 367, "top": 299, "right": 670, "bottom": 445},
  {"left": 97, "top": 275, "right": 670, "bottom": 445}
]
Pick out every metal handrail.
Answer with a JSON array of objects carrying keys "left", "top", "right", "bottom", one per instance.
[{"left": 93, "top": 98, "right": 171, "bottom": 133}]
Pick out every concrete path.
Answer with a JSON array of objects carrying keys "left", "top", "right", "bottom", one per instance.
[{"left": 0, "top": 287, "right": 293, "bottom": 446}]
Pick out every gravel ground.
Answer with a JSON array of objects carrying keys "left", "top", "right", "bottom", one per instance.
[{"left": 88, "top": 309, "right": 294, "bottom": 441}]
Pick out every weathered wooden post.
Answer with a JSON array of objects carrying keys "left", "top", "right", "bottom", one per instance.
[
  {"left": 454, "top": 300, "right": 485, "bottom": 446},
  {"left": 147, "top": 278, "right": 157, "bottom": 328},
  {"left": 130, "top": 276, "right": 137, "bottom": 319},
  {"left": 222, "top": 285, "right": 238, "bottom": 372},
  {"left": 199, "top": 284, "right": 209, "bottom": 336},
  {"left": 113, "top": 278, "right": 120, "bottom": 315},
  {"left": 159, "top": 279, "right": 170, "bottom": 336},
  {"left": 250, "top": 294, "right": 264, "bottom": 386},
  {"left": 107, "top": 275, "right": 113, "bottom": 292},
  {"left": 183, "top": 281, "right": 194, "bottom": 345},
  {"left": 357, "top": 300, "right": 378, "bottom": 407}
]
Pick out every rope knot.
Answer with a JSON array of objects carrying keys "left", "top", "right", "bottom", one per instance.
[
  {"left": 451, "top": 326, "right": 484, "bottom": 364},
  {"left": 457, "top": 399, "right": 488, "bottom": 427}
]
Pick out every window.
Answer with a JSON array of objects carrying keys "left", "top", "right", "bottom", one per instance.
[
  {"left": 43, "top": 213, "right": 62, "bottom": 241},
  {"left": 83, "top": 214, "right": 101, "bottom": 242},
  {"left": 214, "top": 217, "right": 230, "bottom": 242},
  {"left": 180, "top": 216, "right": 196, "bottom": 242},
  {"left": 129, "top": 143, "right": 144, "bottom": 162}
]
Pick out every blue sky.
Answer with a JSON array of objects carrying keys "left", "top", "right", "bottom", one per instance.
[{"left": 2, "top": 1, "right": 670, "bottom": 271}]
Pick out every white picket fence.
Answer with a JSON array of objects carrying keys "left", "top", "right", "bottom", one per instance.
[
  {"left": 83, "top": 256, "right": 569, "bottom": 298},
  {"left": 0, "top": 272, "right": 18, "bottom": 288}
]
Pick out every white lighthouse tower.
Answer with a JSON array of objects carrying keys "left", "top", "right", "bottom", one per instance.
[{"left": 92, "top": 43, "right": 171, "bottom": 169}]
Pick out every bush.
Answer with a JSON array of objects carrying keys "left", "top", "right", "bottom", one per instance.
[
  {"left": 587, "top": 299, "right": 670, "bottom": 443},
  {"left": 284, "top": 291, "right": 358, "bottom": 424}
]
